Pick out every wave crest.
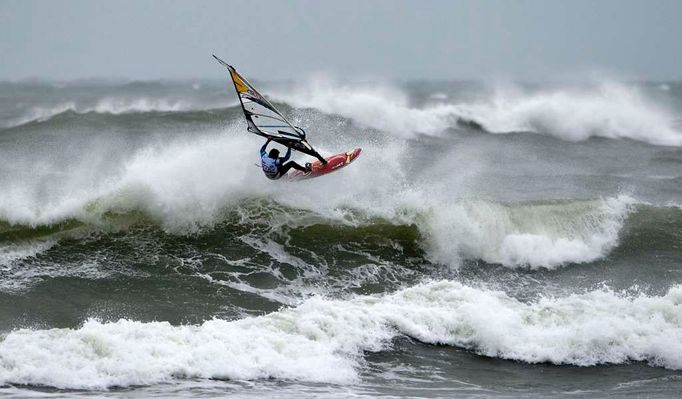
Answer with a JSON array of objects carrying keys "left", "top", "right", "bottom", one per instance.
[
  {"left": 274, "top": 79, "right": 682, "bottom": 146},
  {"left": 424, "top": 196, "right": 636, "bottom": 269},
  {"left": 459, "top": 83, "right": 682, "bottom": 146},
  {"left": 5, "top": 97, "right": 233, "bottom": 128}
]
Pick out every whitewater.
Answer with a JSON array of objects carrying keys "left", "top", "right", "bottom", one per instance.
[
  {"left": 2, "top": 282, "right": 681, "bottom": 390},
  {"left": 0, "top": 78, "right": 680, "bottom": 397}
]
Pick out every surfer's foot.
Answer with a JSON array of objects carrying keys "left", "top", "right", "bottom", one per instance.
[{"left": 305, "top": 162, "right": 312, "bottom": 172}]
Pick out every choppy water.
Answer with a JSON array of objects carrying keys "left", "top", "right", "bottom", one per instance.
[{"left": 0, "top": 77, "right": 681, "bottom": 397}]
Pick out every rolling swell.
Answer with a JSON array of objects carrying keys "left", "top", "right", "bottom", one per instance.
[
  {"left": 1, "top": 106, "right": 242, "bottom": 131},
  {"left": 0, "top": 100, "right": 319, "bottom": 137}
]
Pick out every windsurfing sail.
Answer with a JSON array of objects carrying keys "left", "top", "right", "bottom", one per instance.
[{"left": 213, "top": 55, "right": 325, "bottom": 162}]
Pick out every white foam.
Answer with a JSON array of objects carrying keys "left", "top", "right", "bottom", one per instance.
[
  {"left": 458, "top": 82, "right": 682, "bottom": 146},
  {"left": 104, "top": 133, "right": 262, "bottom": 232},
  {"left": 9, "top": 102, "right": 77, "bottom": 126},
  {"left": 429, "top": 92, "right": 448, "bottom": 101},
  {"left": 275, "top": 78, "right": 682, "bottom": 146},
  {"left": 1, "top": 281, "right": 680, "bottom": 389},
  {"left": 271, "top": 78, "right": 457, "bottom": 137},
  {"left": 90, "top": 97, "right": 192, "bottom": 114},
  {"left": 422, "top": 195, "right": 636, "bottom": 269},
  {"left": 0, "top": 129, "right": 269, "bottom": 231},
  {"left": 0, "top": 261, "right": 117, "bottom": 293},
  {"left": 0, "top": 240, "right": 56, "bottom": 268}
]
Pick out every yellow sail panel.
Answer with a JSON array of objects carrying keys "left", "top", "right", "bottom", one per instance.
[{"left": 230, "top": 69, "right": 249, "bottom": 94}]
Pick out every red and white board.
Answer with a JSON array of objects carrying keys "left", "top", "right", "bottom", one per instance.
[{"left": 288, "top": 148, "right": 362, "bottom": 181}]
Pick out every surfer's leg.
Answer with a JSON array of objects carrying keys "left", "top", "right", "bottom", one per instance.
[{"left": 279, "top": 161, "right": 307, "bottom": 175}]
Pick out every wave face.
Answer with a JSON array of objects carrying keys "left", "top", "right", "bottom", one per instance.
[{"left": 0, "top": 79, "right": 681, "bottom": 396}]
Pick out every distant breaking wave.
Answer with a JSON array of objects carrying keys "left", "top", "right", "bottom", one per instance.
[
  {"left": 6, "top": 79, "right": 681, "bottom": 147},
  {"left": 456, "top": 83, "right": 682, "bottom": 146},
  {"left": 3, "top": 97, "right": 236, "bottom": 128},
  {"left": 273, "top": 78, "right": 682, "bottom": 146}
]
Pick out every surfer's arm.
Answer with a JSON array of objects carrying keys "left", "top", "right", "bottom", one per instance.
[{"left": 260, "top": 139, "right": 271, "bottom": 157}]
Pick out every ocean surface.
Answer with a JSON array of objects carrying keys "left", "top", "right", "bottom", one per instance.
[{"left": 0, "top": 77, "right": 680, "bottom": 398}]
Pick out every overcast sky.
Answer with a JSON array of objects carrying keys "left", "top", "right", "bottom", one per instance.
[{"left": 1, "top": 0, "right": 681, "bottom": 81}]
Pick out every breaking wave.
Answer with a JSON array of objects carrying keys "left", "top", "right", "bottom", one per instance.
[
  {"left": 1, "top": 281, "right": 680, "bottom": 389},
  {"left": 0, "top": 81, "right": 678, "bottom": 273},
  {"left": 0, "top": 118, "right": 655, "bottom": 270},
  {"left": 457, "top": 83, "right": 682, "bottom": 146},
  {"left": 4, "top": 97, "right": 234, "bottom": 128},
  {"left": 423, "top": 196, "right": 636, "bottom": 269},
  {"left": 274, "top": 78, "right": 682, "bottom": 146},
  {"left": 0, "top": 194, "right": 651, "bottom": 272},
  {"left": 6, "top": 79, "right": 681, "bottom": 147}
]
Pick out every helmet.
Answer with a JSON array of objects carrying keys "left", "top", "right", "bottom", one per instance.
[{"left": 268, "top": 148, "right": 280, "bottom": 158}]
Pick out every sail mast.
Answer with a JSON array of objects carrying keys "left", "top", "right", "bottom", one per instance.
[{"left": 213, "top": 55, "right": 326, "bottom": 163}]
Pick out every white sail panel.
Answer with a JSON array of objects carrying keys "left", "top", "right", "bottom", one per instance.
[{"left": 227, "top": 65, "right": 304, "bottom": 140}]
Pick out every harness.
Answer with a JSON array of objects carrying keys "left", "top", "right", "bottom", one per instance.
[{"left": 261, "top": 155, "right": 281, "bottom": 179}]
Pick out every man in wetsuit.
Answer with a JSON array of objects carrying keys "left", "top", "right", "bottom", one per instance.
[{"left": 260, "top": 139, "right": 312, "bottom": 180}]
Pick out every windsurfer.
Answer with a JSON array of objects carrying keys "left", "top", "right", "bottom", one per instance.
[{"left": 260, "top": 139, "right": 312, "bottom": 180}]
